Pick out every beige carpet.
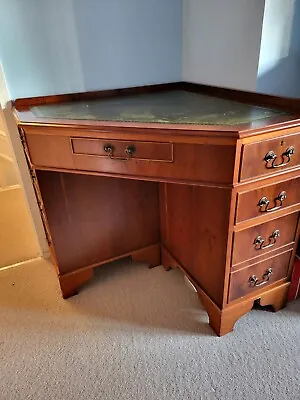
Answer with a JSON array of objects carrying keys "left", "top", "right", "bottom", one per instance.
[{"left": 0, "top": 258, "right": 300, "bottom": 400}]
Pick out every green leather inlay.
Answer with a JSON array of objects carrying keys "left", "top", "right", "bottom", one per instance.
[{"left": 31, "top": 90, "right": 286, "bottom": 125}]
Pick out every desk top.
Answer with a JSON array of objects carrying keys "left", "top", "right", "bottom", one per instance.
[
  {"left": 30, "top": 90, "right": 285, "bottom": 126},
  {"left": 14, "top": 83, "right": 300, "bottom": 137}
]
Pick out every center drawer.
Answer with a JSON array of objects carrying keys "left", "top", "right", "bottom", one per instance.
[
  {"left": 71, "top": 137, "right": 173, "bottom": 162},
  {"left": 24, "top": 130, "right": 236, "bottom": 185},
  {"left": 232, "top": 212, "right": 299, "bottom": 266}
]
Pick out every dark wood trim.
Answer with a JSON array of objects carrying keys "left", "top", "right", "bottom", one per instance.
[
  {"left": 183, "top": 82, "right": 300, "bottom": 113},
  {"left": 15, "top": 81, "right": 300, "bottom": 114},
  {"left": 14, "top": 82, "right": 184, "bottom": 110}
]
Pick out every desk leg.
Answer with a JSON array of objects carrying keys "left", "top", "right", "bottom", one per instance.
[
  {"left": 257, "top": 282, "right": 289, "bottom": 311},
  {"left": 59, "top": 268, "right": 94, "bottom": 299},
  {"left": 199, "top": 283, "right": 289, "bottom": 336},
  {"left": 161, "top": 245, "right": 253, "bottom": 336},
  {"left": 58, "top": 244, "right": 161, "bottom": 299},
  {"left": 198, "top": 291, "right": 254, "bottom": 336},
  {"left": 161, "top": 246, "right": 178, "bottom": 271},
  {"left": 131, "top": 243, "right": 161, "bottom": 268}
]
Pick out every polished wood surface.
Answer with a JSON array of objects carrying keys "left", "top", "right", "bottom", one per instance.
[
  {"left": 229, "top": 250, "right": 291, "bottom": 301},
  {"left": 160, "top": 183, "right": 231, "bottom": 307},
  {"left": 236, "top": 176, "right": 300, "bottom": 223},
  {"left": 14, "top": 82, "right": 300, "bottom": 336},
  {"left": 59, "top": 268, "right": 94, "bottom": 299},
  {"left": 240, "top": 131, "right": 300, "bottom": 181},
  {"left": 232, "top": 212, "right": 298, "bottom": 265},
  {"left": 37, "top": 171, "right": 160, "bottom": 274},
  {"left": 26, "top": 132, "right": 236, "bottom": 185},
  {"left": 26, "top": 134, "right": 75, "bottom": 169},
  {"left": 71, "top": 137, "right": 173, "bottom": 162}
]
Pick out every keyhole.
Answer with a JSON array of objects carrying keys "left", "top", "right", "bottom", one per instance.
[{"left": 280, "top": 140, "right": 284, "bottom": 146}]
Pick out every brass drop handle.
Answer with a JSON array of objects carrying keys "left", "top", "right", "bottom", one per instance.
[
  {"left": 253, "top": 229, "right": 280, "bottom": 250},
  {"left": 258, "top": 191, "right": 287, "bottom": 213},
  {"left": 264, "top": 146, "right": 295, "bottom": 169},
  {"left": 103, "top": 144, "right": 114, "bottom": 158},
  {"left": 125, "top": 145, "right": 136, "bottom": 159},
  {"left": 249, "top": 268, "right": 273, "bottom": 287}
]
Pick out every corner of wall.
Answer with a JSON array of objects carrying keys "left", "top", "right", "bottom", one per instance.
[{"left": 0, "top": 65, "right": 50, "bottom": 260}]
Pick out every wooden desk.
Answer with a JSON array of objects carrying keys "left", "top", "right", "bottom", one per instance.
[{"left": 13, "top": 82, "right": 300, "bottom": 336}]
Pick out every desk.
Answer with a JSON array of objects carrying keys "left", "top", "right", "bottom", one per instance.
[{"left": 14, "top": 82, "right": 300, "bottom": 336}]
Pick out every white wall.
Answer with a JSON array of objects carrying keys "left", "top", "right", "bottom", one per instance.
[
  {"left": 0, "top": 93, "right": 42, "bottom": 267},
  {"left": 3, "top": 1, "right": 300, "bottom": 99},
  {"left": 0, "top": 65, "right": 49, "bottom": 259},
  {"left": 0, "top": 0, "right": 182, "bottom": 99},
  {"left": 257, "top": 0, "right": 300, "bottom": 97},
  {"left": 183, "top": 0, "right": 265, "bottom": 91}
]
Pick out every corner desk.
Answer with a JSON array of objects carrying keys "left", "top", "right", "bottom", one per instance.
[{"left": 13, "top": 82, "right": 300, "bottom": 336}]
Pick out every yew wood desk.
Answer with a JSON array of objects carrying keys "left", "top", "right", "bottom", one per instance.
[{"left": 13, "top": 82, "right": 300, "bottom": 336}]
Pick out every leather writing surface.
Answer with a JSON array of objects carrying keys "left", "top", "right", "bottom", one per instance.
[{"left": 31, "top": 90, "right": 286, "bottom": 125}]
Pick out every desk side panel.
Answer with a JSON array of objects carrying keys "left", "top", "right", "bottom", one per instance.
[
  {"left": 37, "top": 171, "right": 160, "bottom": 274},
  {"left": 160, "top": 183, "right": 231, "bottom": 307}
]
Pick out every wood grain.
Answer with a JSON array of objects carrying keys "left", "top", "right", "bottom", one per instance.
[
  {"left": 25, "top": 131, "right": 236, "bottom": 185},
  {"left": 71, "top": 137, "right": 173, "bottom": 162},
  {"left": 72, "top": 141, "right": 236, "bottom": 185},
  {"left": 229, "top": 250, "right": 292, "bottom": 302},
  {"left": 160, "top": 184, "right": 232, "bottom": 307},
  {"left": 232, "top": 212, "right": 298, "bottom": 265},
  {"left": 37, "top": 171, "right": 160, "bottom": 274},
  {"left": 236, "top": 176, "right": 300, "bottom": 223},
  {"left": 26, "top": 133, "right": 75, "bottom": 169},
  {"left": 258, "top": 282, "right": 290, "bottom": 311},
  {"left": 59, "top": 268, "right": 94, "bottom": 299},
  {"left": 14, "top": 83, "right": 300, "bottom": 336},
  {"left": 240, "top": 132, "right": 300, "bottom": 181}
]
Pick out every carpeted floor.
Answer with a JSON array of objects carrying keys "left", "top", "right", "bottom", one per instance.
[{"left": 0, "top": 258, "right": 300, "bottom": 400}]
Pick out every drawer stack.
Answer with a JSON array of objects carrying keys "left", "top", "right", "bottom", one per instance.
[{"left": 229, "top": 131, "right": 300, "bottom": 304}]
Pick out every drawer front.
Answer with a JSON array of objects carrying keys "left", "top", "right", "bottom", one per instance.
[
  {"left": 24, "top": 131, "right": 236, "bottom": 184},
  {"left": 232, "top": 212, "right": 298, "bottom": 266},
  {"left": 236, "top": 176, "right": 300, "bottom": 223},
  {"left": 72, "top": 138, "right": 235, "bottom": 184},
  {"left": 229, "top": 250, "right": 291, "bottom": 302},
  {"left": 71, "top": 137, "right": 173, "bottom": 162},
  {"left": 240, "top": 132, "right": 300, "bottom": 181}
]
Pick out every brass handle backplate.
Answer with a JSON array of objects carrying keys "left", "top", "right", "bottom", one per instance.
[
  {"left": 249, "top": 268, "right": 273, "bottom": 287},
  {"left": 264, "top": 146, "right": 295, "bottom": 169},
  {"left": 253, "top": 229, "right": 280, "bottom": 250},
  {"left": 125, "top": 145, "right": 136, "bottom": 159},
  {"left": 258, "top": 191, "right": 287, "bottom": 213},
  {"left": 104, "top": 144, "right": 114, "bottom": 158},
  {"left": 104, "top": 144, "right": 136, "bottom": 160}
]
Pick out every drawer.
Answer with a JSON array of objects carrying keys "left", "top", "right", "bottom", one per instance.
[
  {"left": 229, "top": 250, "right": 291, "bottom": 302},
  {"left": 232, "top": 212, "right": 298, "bottom": 266},
  {"left": 236, "top": 176, "right": 300, "bottom": 224},
  {"left": 240, "top": 132, "right": 300, "bottom": 181},
  {"left": 71, "top": 137, "right": 173, "bottom": 162},
  {"left": 24, "top": 131, "right": 236, "bottom": 185},
  {"left": 72, "top": 138, "right": 235, "bottom": 184}
]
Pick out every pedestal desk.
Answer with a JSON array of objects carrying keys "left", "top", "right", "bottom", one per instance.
[{"left": 13, "top": 83, "right": 300, "bottom": 336}]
